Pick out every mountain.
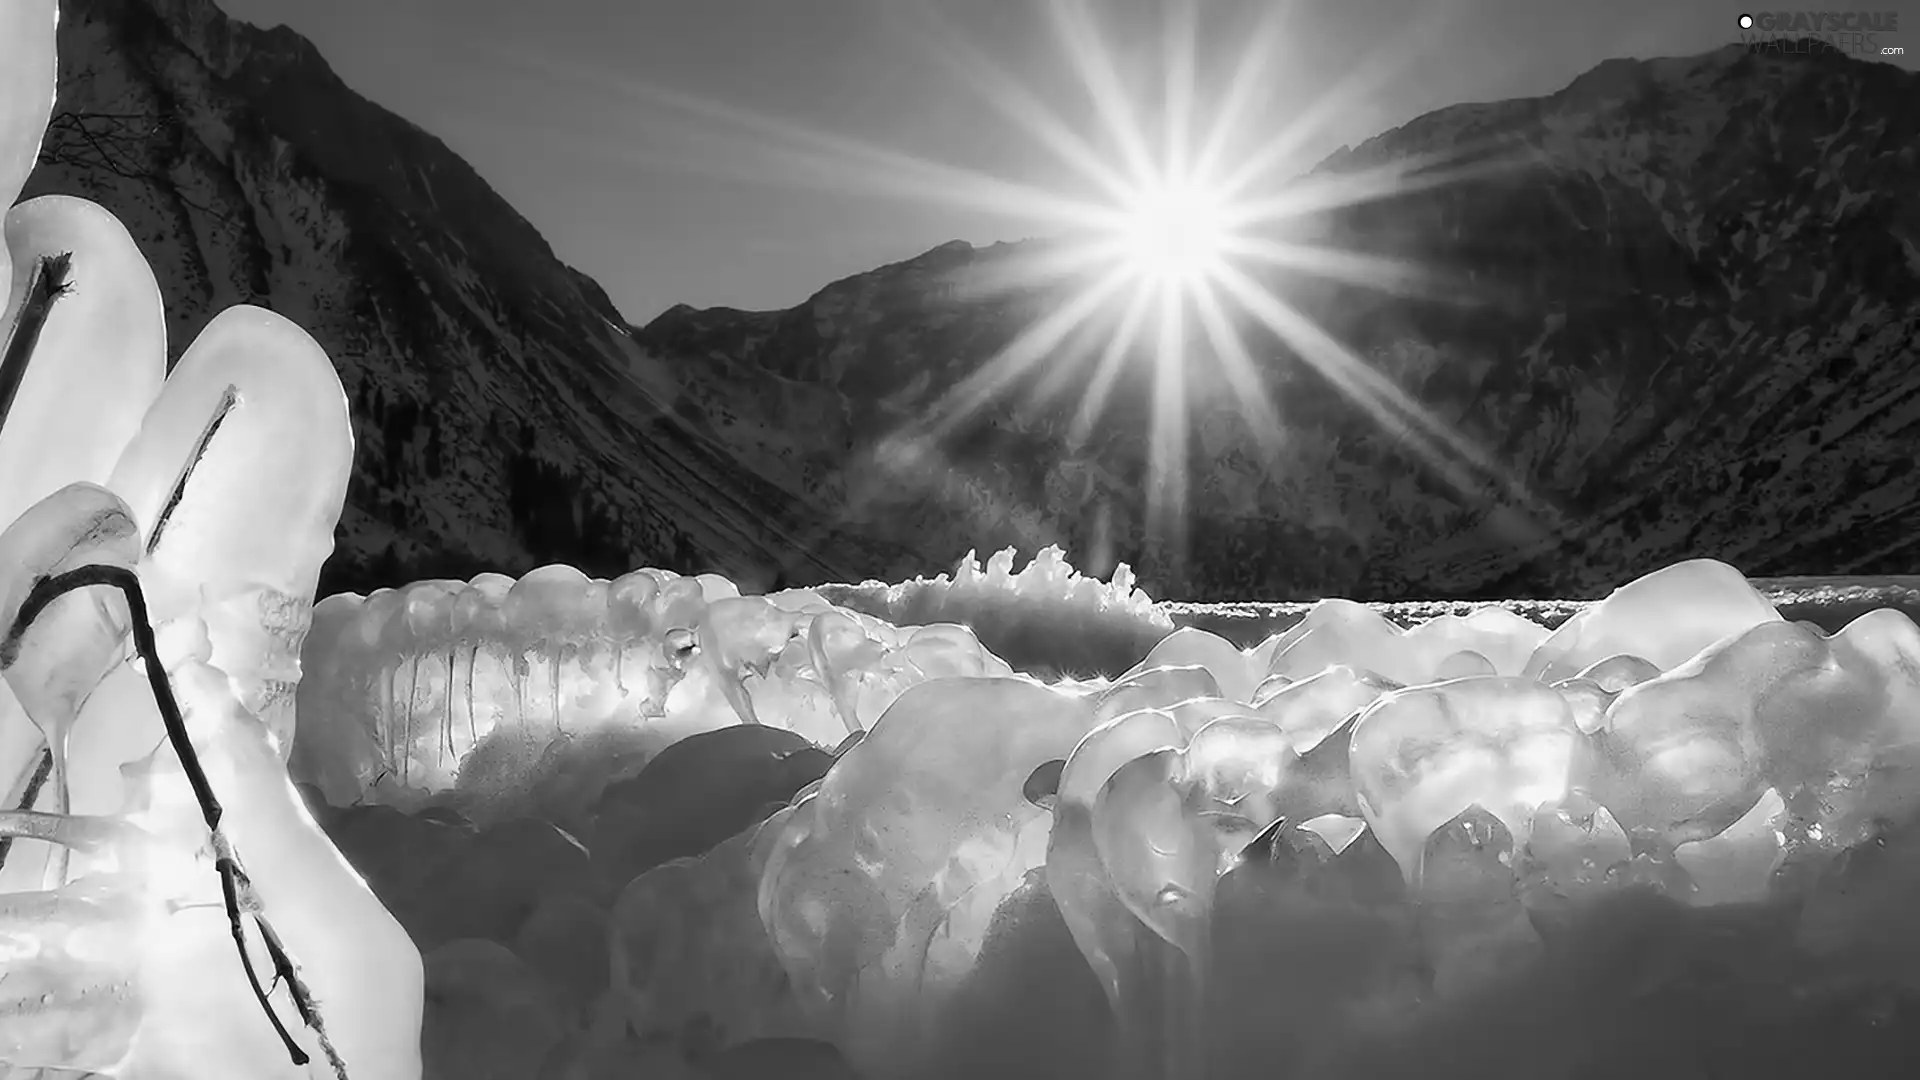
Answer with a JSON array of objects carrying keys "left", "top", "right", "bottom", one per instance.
[
  {"left": 29, "top": 1, "right": 1920, "bottom": 602},
  {"left": 27, "top": 0, "right": 913, "bottom": 598},
  {"left": 634, "top": 47, "right": 1920, "bottom": 601}
]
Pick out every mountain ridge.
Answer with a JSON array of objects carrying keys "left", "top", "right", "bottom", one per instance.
[
  {"left": 632, "top": 42, "right": 1920, "bottom": 600},
  {"left": 30, "top": 0, "right": 1920, "bottom": 601},
  {"left": 32, "top": 0, "right": 918, "bottom": 598}
]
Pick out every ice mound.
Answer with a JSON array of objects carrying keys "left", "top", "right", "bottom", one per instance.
[
  {"left": 756, "top": 676, "right": 1096, "bottom": 1076},
  {"left": 733, "top": 558, "right": 1920, "bottom": 1079},
  {"left": 1522, "top": 557, "right": 1781, "bottom": 682},
  {"left": 822, "top": 545, "right": 1174, "bottom": 678},
  {"left": 289, "top": 554, "right": 1920, "bottom": 1075},
  {"left": 281, "top": 551, "right": 1920, "bottom": 1077},
  {"left": 291, "top": 568, "right": 1009, "bottom": 821},
  {"left": 1262, "top": 599, "right": 1550, "bottom": 687},
  {"left": 274, "top": 526, "right": 1920, "bottom": 1068}
]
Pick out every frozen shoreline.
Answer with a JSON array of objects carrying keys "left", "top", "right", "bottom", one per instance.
[{"left": 1153, "top": 575, "right": 1920, "bottom": 644}]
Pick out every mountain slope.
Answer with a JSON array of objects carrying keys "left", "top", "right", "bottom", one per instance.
[
  {"left": 635, "top": 46, "right": 1920, "bottom": 601},
  {"left": 31, "top": 2, "right": 1920, "bottom": 603},
  {"left": 28, "top": 0, "right": 909, "bottom": 597}
]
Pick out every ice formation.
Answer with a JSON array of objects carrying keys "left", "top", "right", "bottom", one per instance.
[
  {"left": 288, "top": 542, "right": 1168, "bottom": 827},
  {"left": 0, "top": 10, "right": 421, "bottom": 1073},
  {"left": 274, "top": 515, "right": 1920, "bottom": 1078},
  {"left": 826, "top": 544, "right": 1174, "bottom": 678},
  {"left": 291, "top": 571, "right": 1014, "bottom": 822},
  {"left": 0, "top": 370, "right": 421, "bottom": 1076},
  {"left": 12, "top": 5, "right": 1920, "bottom": 1078},
  {"left": 742, "top": 561, "right": 1920, "bottom": 1078},
  {"left": 839, "top": 544, "right": 1164, "bottom": 630},
  {"left": 755, "top": 677, "right": 1095, "bottom": 1075}
]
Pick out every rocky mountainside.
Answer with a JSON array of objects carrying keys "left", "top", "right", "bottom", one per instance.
[
  {"left": 31, "top": 0, "right": 1920, "bottom": 601},
  {"left": 27, "top": 0, "right": 914, "bottom": 598},
  {"left": 638, "top": 49, "right": 1920, "bottom": 601}
]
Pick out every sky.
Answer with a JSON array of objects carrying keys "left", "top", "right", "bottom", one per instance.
[{"left": 215, "top": 0, "right": 1916, "bottom": 324}]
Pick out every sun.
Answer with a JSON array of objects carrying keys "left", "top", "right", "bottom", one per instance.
[{"left": 1111, "top": 176, "right": 1232, "bottom": 292}]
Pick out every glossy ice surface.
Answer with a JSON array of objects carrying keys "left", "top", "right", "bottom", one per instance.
[
  {"left": 1, "top": 12, "right": 422, "bottom": 1071},
  {"left": 287, "top": 545, "right": 1920, "bottom": 1080}
]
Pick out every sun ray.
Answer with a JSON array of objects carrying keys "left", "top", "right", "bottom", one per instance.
[
  {"left": 1211, "top": 1, "right": 1468, "bottom": 202},
  {"left": 467, "top": 36, "right": 1121, "bottom": 229},
  {"left": 1210, "top": 264, "right": 1489, "bottom": 504},
  {"left": 1048, "top": 0, "right": 1158, "bottom": 189},
  {"left": 1211, "top": 262, "right": 1548, "bottom": 524},
  {"left": 1223, "top": 141, "right": 1542, "bottom": 232},
  {"left": 1145, "top": 285, "right": 1191, "bottom": 565},
  {"left": 1161, "top": 0, "right": 1199, "bottom": 182},
  {"left": 1189, "top": 2, "right": 1292, "bottom": 184},
  {"left": 1068, "top": 280, "right": 1154, "bottom": 450},
  {"left": 1220, "top": 235, "right": 1482, "bottom": 306},
  {"left": 892, "top": 0, "right": 1136, "bottom": 205},
  {"left": 928, "top": 265, "right": 1137, "bottom": 437},
  {"left": 1188, "top": 275, "right": 1285, "bottom": 458},
  {"left": 1212, "top": 54, "right": 1404, "bottom": 200},
  {"left": 945, "top": 239, "right": 1127, "bottom": 305},
  {"left": 1024, "top": 302, "right": 1125, "bottom": 418}
]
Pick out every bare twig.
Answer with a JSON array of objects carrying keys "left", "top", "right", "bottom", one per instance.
[
  {"left": 0, "top": 253, "right": 75, "bottom": 432},
  {"left": 4, "top": 565, "right": 351, "bottom": 1077}
]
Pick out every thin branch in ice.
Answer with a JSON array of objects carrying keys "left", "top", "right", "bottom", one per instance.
[
  {"left": 0, "top": 253, "right": 76, "bottom": 432},
  {"left": 4, "top": 564, "right": 351, "bottom": 1077}
]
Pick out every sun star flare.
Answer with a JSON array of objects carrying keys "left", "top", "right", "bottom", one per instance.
[
  {"left": 1109, "top": 175, "right": 1232, "bottom": 292},
  {"left": 502, "top": 0, "right": 1551, "bottom": 586}
]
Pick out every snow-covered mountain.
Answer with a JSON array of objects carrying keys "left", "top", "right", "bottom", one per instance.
[
  {"left": 28, "top": 0, "right": 915, "bottom": 598},
  {"left": 29, "top": 0, "right": 1920, "bottom": 601},
  {"left": 637, "top": 48, "right": 1920, "bottom": 601}
]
